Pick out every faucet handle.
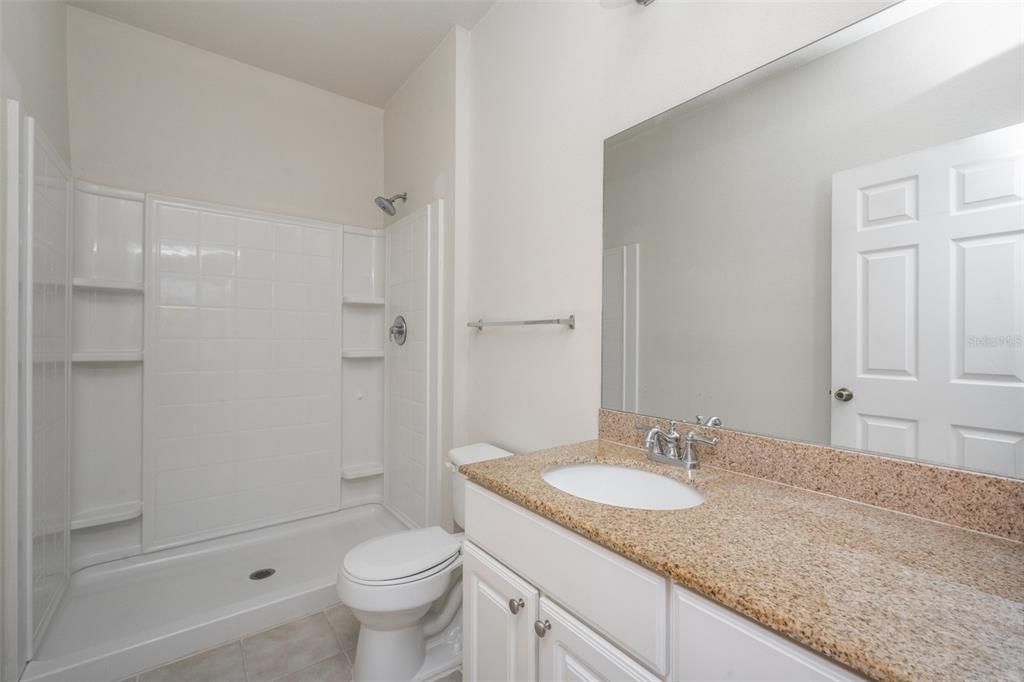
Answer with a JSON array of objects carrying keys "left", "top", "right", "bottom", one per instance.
[
  {"left": 686, "top": 430, "right": 718, "bottom": 446},
  {"left": 666, "top": 420, "right": 680, "bottom": 436}
]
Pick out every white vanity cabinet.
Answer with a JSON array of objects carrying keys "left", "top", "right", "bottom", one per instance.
[
  {"left": 671, "top": 587, "right": 861, "bottom": 681},
  {"left": 538, "top": 598, "right": 661, "bottom": 681},
  {"left": 463, "top": 542, "right": 539, "bottom": 681},
  {"left": 462, "top": 543, "right": 658, "bottom": 682},
  {"left": 463, "top": 482, "right": 865, "bottom": 682}
]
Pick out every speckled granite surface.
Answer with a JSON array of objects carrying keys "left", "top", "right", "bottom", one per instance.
[
  {"left": 461, "top": 440, "right": 1024, "bottom": 682},
  {"left": 600, "top": 408, "right": 1024, "bottom": 542}
]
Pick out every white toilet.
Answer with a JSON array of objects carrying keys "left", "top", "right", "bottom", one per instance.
[{"left": 337, "top": 443, "right": 511, "bottom": 682}]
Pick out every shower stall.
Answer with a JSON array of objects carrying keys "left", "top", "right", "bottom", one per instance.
[{"left": 3, "top": 98, "right": 445, "bottom": 681}]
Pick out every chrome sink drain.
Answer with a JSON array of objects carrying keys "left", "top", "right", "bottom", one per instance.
[{"left": 249, "top": 568, "right": 276, "bottom": 581}]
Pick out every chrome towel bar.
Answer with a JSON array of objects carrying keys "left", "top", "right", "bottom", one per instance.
[{"left": 467, "top": 315, "right": 575, "bottom": 330}]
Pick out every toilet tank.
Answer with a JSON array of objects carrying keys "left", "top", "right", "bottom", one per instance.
[{"left": 447, "top": 443, "right": 512, "bottom": 529}]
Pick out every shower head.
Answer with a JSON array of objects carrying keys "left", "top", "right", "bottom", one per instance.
[{"left": 374, "top": 193, "right": 407, "bottom": 216}]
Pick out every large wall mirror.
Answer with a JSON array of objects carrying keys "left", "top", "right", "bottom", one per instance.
[{"left": 602, "top": 1, "right": 1024, "bottom": 478}]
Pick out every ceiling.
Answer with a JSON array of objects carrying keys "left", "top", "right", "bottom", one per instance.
[{"left": 70, "top": 1, "right": 494, "bottom": 108}]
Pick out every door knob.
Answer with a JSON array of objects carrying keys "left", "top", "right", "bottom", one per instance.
[
  {"left": 534, "top": 619, "right": 552, "bottom": 637},
  {"left": 834, "top": 387, "right": 853, "bottom": 402},
  {"left": 508, "top": 598, "right": 524, "bottom": 615}
]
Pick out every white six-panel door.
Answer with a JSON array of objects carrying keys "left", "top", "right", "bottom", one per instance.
[{"left": 832, "top": 123, "right": 1024, "bottom": 475}]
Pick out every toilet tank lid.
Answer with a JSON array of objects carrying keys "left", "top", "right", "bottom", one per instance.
[{"left": 448, "top": 443, "right": 513, "bottom": 467}]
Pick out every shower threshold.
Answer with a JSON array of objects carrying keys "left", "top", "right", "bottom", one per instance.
[{"left": 22, "top": 504, "right": 406, "bottom": 682}]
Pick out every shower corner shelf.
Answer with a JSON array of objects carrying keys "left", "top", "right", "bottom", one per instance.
[
  {"left": 71, "top": 500, "right": 143, "bottom": 530},
  {"left": 73, "top": 277, "right": 145, "bottom": 292},
  {"left": 342, "top": 296, "right": 386, "bottom": 306},
  {"left": 342, "top": 349, "right": 385, "bottom": 359},
  {"left": 73, "top": 351, "right": 144, "bottom": 363},
  {"left": 341, "top": 463, "right": 385, "bottom": 480}
]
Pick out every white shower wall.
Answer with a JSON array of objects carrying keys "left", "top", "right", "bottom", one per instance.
[
  {"left": 385, "top": 204, "right": 441, "bottom": 528},
  {"left": 9, "top": 177, "right": 444, "bottom": 678},
  {"left": 144, "top": 198, "right": 343, "bottom": 550},
  {"left": 340, "top": 228, "right": 387, "bottom": 489},
  {"left": 70, "top": 183, "right": 144, "bottom": 541},
  {"left": 23, "top": 115, "right": 72, "bottom": 654},
  {"left": 16, "top": 186, "right": 436, "bottom": 681}
]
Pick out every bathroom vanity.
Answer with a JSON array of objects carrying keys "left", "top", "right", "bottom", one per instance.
[
  {"left": 462, "top": 486, "right": 859, "bottom": 681},
  {"left": 459, "top": 440, "right": 1024, "bottom": 682}
]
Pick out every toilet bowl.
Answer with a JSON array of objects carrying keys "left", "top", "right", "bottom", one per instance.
[{"left": 336, "top": 443, "right": 512, "bottom": 682}]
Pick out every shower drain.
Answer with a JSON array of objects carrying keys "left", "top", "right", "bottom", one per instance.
[{"left": 249, "top": 568, "right": 276, "bottom": 581}]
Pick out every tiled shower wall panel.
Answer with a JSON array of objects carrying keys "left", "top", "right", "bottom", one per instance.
[
  {"left": 385, "top": 208, "right": 435, "bottom": 528},
  {"left": 145, "top": 199, "right": 342, "bottom": 550}
]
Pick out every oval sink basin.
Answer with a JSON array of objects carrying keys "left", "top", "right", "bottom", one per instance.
[{"left": 541, "top": 464, "right": 704, "bottom": 510}]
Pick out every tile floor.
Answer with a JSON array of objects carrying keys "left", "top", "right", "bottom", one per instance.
[{"left": 123, "top": 605, "right": 462, "bottom": 682}]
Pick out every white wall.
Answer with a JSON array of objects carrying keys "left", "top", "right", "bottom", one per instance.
[
  {"left": 145, "top": 199, "right": 343, "bottom": 550},
  {"left": 604, "top": 1, "right": 1024, "bottom": 444},
  {"left": 1, "top": 0, "right": 70, "bottom": 163},
  {"left": 66, "top": 7, "right": 383, "bottom": 227},
  {"left": 382, "top": 27, "right": 468, "bottom": 528},
  {"left": 383, "top": 29, "right": 459, "bottom": 226},
  {"left": 459, "top": 0, "right": 894, "bottom": 454}
]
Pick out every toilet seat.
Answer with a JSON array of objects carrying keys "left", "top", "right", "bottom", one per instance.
[
  {"left": 337, "top": 529, "right": 461, "bottom": 616},
  {"left": 342, "top": 526, "right": 461, "bottom": 585},
  {"left": 342, "top": 552, "right": 460, "bottom": 587}
]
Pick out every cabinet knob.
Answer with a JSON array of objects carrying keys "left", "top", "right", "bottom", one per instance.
[
  {"left": 534, "top": 619, "right": 552, "bottom": 637},
  {"left": 508, "top": 598, "right": 525, "bottom": 615}
]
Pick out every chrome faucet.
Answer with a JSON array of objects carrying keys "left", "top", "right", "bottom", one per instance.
[
  {"left": 644, "top": 421, "right": 681, "bottom": 461},
  {"left": 639, "top": 421, "right": 719, "bottom": 469}
]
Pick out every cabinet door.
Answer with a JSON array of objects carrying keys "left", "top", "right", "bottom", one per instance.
[
  {"left": 463, "top": 541, "right": 539, "bottom": 682},
  {"left": 671, "top": 586, "right": 863, "bottom": 681},
  {"left": 538, "top": 598, "right": 660, "bottom": 682}
]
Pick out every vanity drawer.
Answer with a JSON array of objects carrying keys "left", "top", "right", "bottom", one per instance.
[
  {"left": 465, "top": 483, "right": 668, "bottom": 675},
  {"left": 671, "top": 586, "right": 864, "bottom": 681}
]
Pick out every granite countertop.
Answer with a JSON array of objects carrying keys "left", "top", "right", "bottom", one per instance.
[{"left": 460, "top": 440, "right": 1024, "bottom": 682}]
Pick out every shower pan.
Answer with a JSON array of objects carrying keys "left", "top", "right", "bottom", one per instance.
[{"left": 23, "top": 507, "right": 405, "bottom": 682}]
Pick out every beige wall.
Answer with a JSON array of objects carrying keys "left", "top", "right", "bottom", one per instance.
[
  {"left": 66, "top": 7, "right": 383, "bottom": 227},
  {"left": 459, "top": 1, "right": 894, "bottom": 454},
  {"left": 1, "top": 0, "right": 70, "bottom": 162}
]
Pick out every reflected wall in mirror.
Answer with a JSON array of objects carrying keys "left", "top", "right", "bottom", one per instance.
[{"left": 602, "top": 1, "right": 1024, "bottom": 478}]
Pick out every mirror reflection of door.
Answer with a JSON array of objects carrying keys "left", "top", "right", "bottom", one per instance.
[
  {"left": 602, "top": 244, "right": 639, "bottom": 412},
  {"left": 831, "top": 123, "right": 1024, "bottom": 476},
  {"left": 601, "top": 1, "right": 1024, "bottom": 478}
]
